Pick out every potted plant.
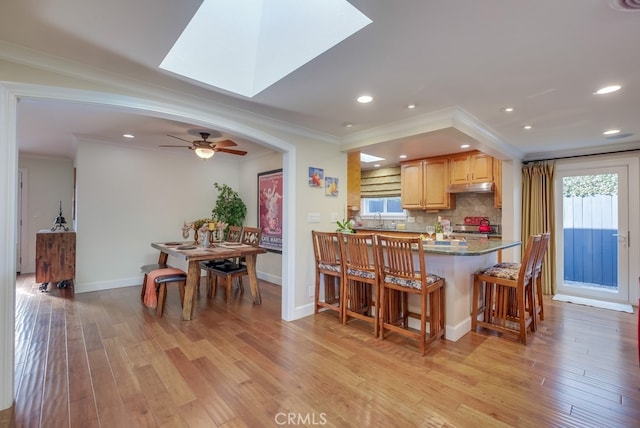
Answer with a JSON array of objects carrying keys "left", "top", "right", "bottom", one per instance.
[
  {"left": 336, "top": 218, "right": 355, "bottom": 233},
  {"left": 211, "top": 182, "right": 247, "bottom": 237}
]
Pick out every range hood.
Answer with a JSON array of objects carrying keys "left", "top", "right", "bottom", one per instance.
[{"left": 447, "top": 182, "right": 494, "bottom": 194}]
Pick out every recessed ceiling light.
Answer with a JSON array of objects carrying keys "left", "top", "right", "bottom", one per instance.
[
  {"left": 123, "top": 134, "right": 135, "bottom": 139},
  {"left": 357, "top": 95, "right": 373, "bottom": 103},
  {"left": 502, "top": 107, "right": 514, "bottom": 113},
  {"left": 460, "top": 144, "right": 470, "bottom": 149},
  {"left": 407, "top": 104, "right": 416, "bottom": 109},
  {"left": 523, "top": 125, "right": 532, "bottom": 130},
  {"left": 342, "top": 122, "right": 353, "bottom": 128},
  {"left": 399, "top": 154, "right": 407, "bottom": 159},
  {"left": 360, "top": 153, "right": 385, "bottom": 163},
  {"left": 594, "top": 85, "right": 621, "bottom": 95},
  {"left": 603, "top": 129, "right": 620, "bottom": 135},
  {"left": 373, "top": 164, "right": 381, "bottom": 168}
]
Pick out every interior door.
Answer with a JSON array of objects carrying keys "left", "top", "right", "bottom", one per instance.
[{"left": 555, "top": 164, "right": 629, "bottom": 303}]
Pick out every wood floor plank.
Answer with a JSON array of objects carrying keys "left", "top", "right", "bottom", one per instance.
[{"left": 10, "top": 274, "right": 640, "bottom": 427}]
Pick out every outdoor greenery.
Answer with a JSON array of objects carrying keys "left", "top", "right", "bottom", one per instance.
[
  {"left": 562, "top": 174, "right": 618, "bottom": 197},
  {"left": 211, "top": 182, "right": 247, "bottom": 227}
]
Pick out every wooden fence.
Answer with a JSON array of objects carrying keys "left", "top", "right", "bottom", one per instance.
[{"left": 563, "top": 195, "right": 618, "bottom": 286}]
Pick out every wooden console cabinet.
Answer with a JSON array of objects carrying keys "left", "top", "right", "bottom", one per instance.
[{"left": 35, "top": 230, "right": 76, "bottom": 286}]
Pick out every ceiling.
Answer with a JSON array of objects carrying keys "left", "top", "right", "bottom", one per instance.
[{"left": 3, "top": 0, "right": 640, "bottom": 167}]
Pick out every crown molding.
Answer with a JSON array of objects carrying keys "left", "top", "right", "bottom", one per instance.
[{"left": 0, "top": 41, "right": 338, "bottom": 146}]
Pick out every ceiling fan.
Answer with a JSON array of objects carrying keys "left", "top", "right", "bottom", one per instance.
[{"left": 159, "top": 132, "right": 247, "bottom": 159}]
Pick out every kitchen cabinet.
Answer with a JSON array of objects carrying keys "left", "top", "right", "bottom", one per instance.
[
  {"left": 449, "top": 151, "right": 493, "bottom": 184},
  {"left": 493, "top": 159, "right": 502, "bottom": 208},
  {"left": 36, "top": 230, "right": 76, "bottom": 287},
  {"left": 401, "top": 157, "right": 454, "bottom": 210},
  {"left": 401, "top": 160, "right": 424, "bottom": 209}
]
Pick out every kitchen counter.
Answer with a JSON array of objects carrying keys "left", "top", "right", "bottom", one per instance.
[{"left": 352, "top": 226, "right": 504, "bottom": 242}]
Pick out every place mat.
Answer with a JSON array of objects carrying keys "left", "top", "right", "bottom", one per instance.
[
  {"left": 219, "top": 243, "right": 251, "bottom": 249},
  {"left": 164, "top": 242, "right": 181, "bottom": 246},
  {"left": 176, "top": 245, "right": 196, "bottom": 250}
]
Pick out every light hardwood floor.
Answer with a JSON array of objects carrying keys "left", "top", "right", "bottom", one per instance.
[{"left": 2, "top": 274, "right": 639, "bottom": 427}]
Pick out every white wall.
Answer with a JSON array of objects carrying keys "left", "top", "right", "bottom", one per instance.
[
  {"left": 17, "top": 156, "right": 74, "bottom": 273},
  {"left": 74, "top": 139, "right": 243, "bottom": 292}
]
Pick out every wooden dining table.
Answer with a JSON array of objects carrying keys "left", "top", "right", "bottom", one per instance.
[{"left": 151, "top": 241, "right": 267, "bottom": 320}]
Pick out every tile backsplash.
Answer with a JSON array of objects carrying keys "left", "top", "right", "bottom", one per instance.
[{"left": 407, "top": 193, "right": 501, "bottom": 229}]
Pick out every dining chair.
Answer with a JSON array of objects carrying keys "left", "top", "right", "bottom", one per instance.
[
  {"left": 312, "top": 230, "right": 344, "bottom": 320},
  {"left": 202, "top": 227, "right": 262, "bottom": 302},
  {"left": 226, "top": 225, "right": 243, "bottom": 243},
  {"left": 491, "top": 232, "right": 550, "bottom": 329},
  {"left": 375, "top": 234, "right": 445, "bottom": 355},
  {"left": 339, "top": 232, "right": 380, "bottom": 336},
  {"left": 472, "top": 234, "right": 541, "bottom": 344},
  {"left": 140, "top": 264, "right": 187, "bottom": 317}
]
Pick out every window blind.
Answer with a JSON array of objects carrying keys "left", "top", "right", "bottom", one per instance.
[{"left": 360, "top": 166, "right": 401, "bottom": 198}]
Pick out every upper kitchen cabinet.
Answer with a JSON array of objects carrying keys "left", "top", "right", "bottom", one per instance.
[
  {"left": 401, "top": 157, "right": 454, "bottom": 210},
  {"left": 401, "top": 160, "right": 424, "bottom": 209},
  {"left": 449, "top": 151, "right": 493, "bottom": 184}
]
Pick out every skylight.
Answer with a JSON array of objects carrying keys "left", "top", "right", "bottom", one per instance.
[
  {"left": 360, "top": 153, "right": 385, "bottom": 163},
  {"left": 159, "top": 0, "right": 372, "bottom": 97}
]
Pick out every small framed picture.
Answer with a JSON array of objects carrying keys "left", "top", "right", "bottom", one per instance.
[
  {"left": 325, "top": 177, "right": 339, "bottom": 196},
  {"left": 308, "top": 167, "right": 324, "bottom": 187}
]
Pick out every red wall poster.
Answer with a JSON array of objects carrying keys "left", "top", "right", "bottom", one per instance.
[{"left": 258, "top": 169, "right": 283, "bottom": 252}]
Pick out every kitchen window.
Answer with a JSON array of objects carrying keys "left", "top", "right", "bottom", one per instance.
[{"left": 360, "top": 196, "right": 406, "bottom": 219}]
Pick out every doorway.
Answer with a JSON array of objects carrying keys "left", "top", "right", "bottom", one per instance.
[{"left": 555, "top": 163, "right": 630, "bottom": 303}]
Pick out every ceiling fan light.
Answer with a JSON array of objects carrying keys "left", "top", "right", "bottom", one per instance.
[{"left": 195, "top": 147, "right": 215, "bottom": 159}]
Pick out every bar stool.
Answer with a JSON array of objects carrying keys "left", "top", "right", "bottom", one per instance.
[
  {"left": 472, "top": 235, "right": 541, "bottom": 344},
  {"left": 140, "top": 264, "right": 187, "bottom": 317},
  {"left": 312, "top": 230, "right": 343, "bottom": 320},
  {"left": 375, "top": 234, "right": 445, "bottom": 355},
  {"left": 492, "top": 232, "right": 550, "bottom": 328},
  {"left": 339, "top": 232, "right": 380, "bottom": 336}
]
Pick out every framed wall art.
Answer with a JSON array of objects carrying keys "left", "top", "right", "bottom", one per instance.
[
  {"left": 257, "top": 169, "right": 283, "bottom": 253},
  {"left": 325, "top": 177, "right": 339, "bottom": 196},
  {"left": 308, "top": 166, "right": 323, "bottom": 188}
]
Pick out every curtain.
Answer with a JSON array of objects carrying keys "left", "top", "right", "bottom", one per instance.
[
  {"left": 360, "top": 167, "right": 401, "bottom": 198},
  {"left": 522, "top": 161, "right": 556, "bottom": 294}
]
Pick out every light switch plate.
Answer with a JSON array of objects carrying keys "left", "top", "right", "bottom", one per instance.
[
  {"left": 330, "top": 212, "right": 338, "bottom": 222},
  {"left": 307, "top": 213, "right": 321, "bottom": 223}
]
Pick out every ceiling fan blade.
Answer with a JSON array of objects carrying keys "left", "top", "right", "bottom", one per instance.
[
  {"left": 158, "top": 144, "right": 192, "bottom": 148},
  {"left": 167, "top": 134, "right": 193, "bottom": 143},
  {"left": 212, "top": 139, "right": 237, "bottom": 147},
  {"left": 214, "top": 147, "right": 247, "bottom": 156}
]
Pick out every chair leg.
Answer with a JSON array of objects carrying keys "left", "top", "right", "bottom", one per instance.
[
  {"left": 141, "top": 273, "right": 148, "bottom": 302},
  {"left": 156, "top": 283, "right": 167, "bottom": 317},
  {"left": 472, "top": 276, "right": 480, "bottom": 330},
  {"left": 536, "top": 276, "right": 544, "bottom": 320},
  {"left": 226, "top": 276, "right": 232, "bottom": 302},
  {"left": 420, "top": 292, "right": 427, "bottom": 356}
]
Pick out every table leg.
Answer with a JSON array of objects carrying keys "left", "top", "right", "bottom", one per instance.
[
  {"left": 244, "top": 254, "right": 262, "bottom": 304},
  {"left": 181, "top": 260, "right": 201, "bottom": 320},
  {"left": 158, "top": 251, "right": 169, "bottom": 265}
]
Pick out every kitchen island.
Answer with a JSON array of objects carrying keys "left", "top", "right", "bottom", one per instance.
[
  {"left": 355, "top": 230, "right": 520, "bottom": 341},
  {"left": 417, "top": 239, "right": 521, "bottom": 341}
]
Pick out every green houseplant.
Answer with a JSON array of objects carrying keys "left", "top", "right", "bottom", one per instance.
[
  {"left": 336, "top": 218, "right": 354, "bottom": 233},
  {"left": 211, "top": 182, "right": 247, "bottom": 228}
]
